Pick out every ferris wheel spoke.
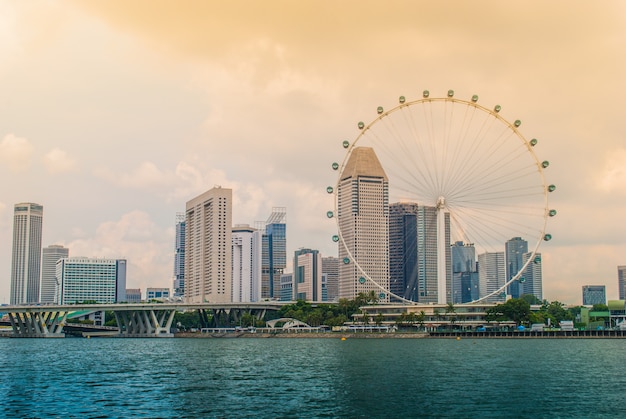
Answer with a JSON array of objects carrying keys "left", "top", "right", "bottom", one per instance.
[{"left": 335, "top": 92, "right": 551, "bottom": 305}]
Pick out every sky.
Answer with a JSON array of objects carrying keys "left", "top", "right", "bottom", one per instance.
[{"left": 1, "top": 1, "right": 625, "bottom": 305}]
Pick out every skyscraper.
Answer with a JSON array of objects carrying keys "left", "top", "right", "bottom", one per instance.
[
  {"left": 185, "top": 186, "right": 232, "bottom": 303},
  {"left": 389, "top": 202, "right": 419, "bottom": 302},
  {"left": 417, "top": 205, "right": 451, "bottom": 303},
  {"left": 478, "top": 251, "right": 506, "bottom": 302},
  {"left": 10, "top": 203, "right": 44, "bottom": 305},
  {"left": 261, "top": 207, "right": 286, "bottom": 300},
  {"left": 338, "top": 147, "right": 390, "bottom": 301},
  {"left": 522, "top": 252, "right": 543, "bottom": 301},
  {"left": 41, "top": 244, "right": 69, "bottom": 304},
  {"left": 173, "top": 213, "right": 186, "bottom": 298},
  {"left": 505, "top": 237, "right": 528, "bottom": 299},
  {"left": 618, "top": 266, "right": 626, "bottom": 300},
  {"left": 56, "top": 257, "right": 126, "bottom": 304},
  {"left": 232, "top": 224, "right": 262, "bottom": 302},
  {"left": 293, "top": 248, "right": 323, "bottom": 302},
  {"left": 322, "top": 256, "right": 339, "bottom": 302},
  {"left": 451, "top": 241, "right": 478, "bottom": 303}
]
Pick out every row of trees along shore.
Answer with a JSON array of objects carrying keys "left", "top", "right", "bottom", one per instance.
[{"left": 95, "top": 292, "right": 604, "bottom": 330}]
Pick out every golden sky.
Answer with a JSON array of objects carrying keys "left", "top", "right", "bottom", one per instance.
[{"left": 1, "top": 1, "right": 626, "bottom": 303}]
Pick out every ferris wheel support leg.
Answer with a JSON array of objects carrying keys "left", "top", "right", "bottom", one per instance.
[{"left": 437, "top": 198, "right": 447, "bottom": 304}]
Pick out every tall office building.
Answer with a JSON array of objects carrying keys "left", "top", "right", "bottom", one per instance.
[
  {"left": 40, "top": 244, "right": 69, "bottom": 304},
  {"left": 618, "top": 266, "right": 626, "bottom": 300},
  {"left": 185, "top": 186, "right": 232, "bottom": 303},
  {"left": 582, "top": 285, "right": 606, "bottom": 306},
  {"left": 522, "top": 252, "right": 543, "bottom": 301},
  {"left": 389, "top": 202, "right": 419, "bottom": 302},
  {"left": 10, "top": 203, "right": 44, "bottom": 305},
  {"left": 293, "top": 248, "right": 323, "bottom": 302},
  {"left": 417, "top": 205, "right": 451, "bottom": 303},
  {"left": 322, "top": 256, "right": 339, "bottom": 302},
  {"left": 232, "top": 224, "right": 262, "bottom": 302},
  {"left": 478, "top": 252, "right": 506, "bottom": 302},
  {"left": 337, "top": 147, "right": 390, "bottom": 301},
  {"left": 505, "top": 237, "right": 528, "bottom": 299},
  {"left": 173, "top": 213, "right": 185, "bottom": 298},
  {"left": 260, "top": 208, "right": 286, "bottom": 300},
  {"left": 451, "top": 241, "right": 478, "bottom": 303},
  {"left": 56, "top": 257, "right": 126, "bottom": 304}
]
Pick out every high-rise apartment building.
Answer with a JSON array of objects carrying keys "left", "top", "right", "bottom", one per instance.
[
  {"left": 322, "top": 256, "right": 339, "bottom": 302},
  {"left": 582, "top": 285, "right": 606, "bottom": 306},
  {"left": 618, "top": 266, "right": 626, "bottom": 300},
  {"left": 56, "top": 257, "right": 126, "bottom": 304},
  {"left": 451, "top": 241, "right": 478, "bottom": 303},
  {"left": 232, "top": 224, "right": 262, "bottom": 302},
  {"left": 10, "top": 203, "right": 44, "bottom": 304},
  {"left": 338, "top": 147, "right": 390, "bottom": 301},
  {"left": 478, "top": 252, "right": 506, "bottom": 302},
  {"left": 41, "top": 244, "right": 69, "bottom": 304},
  {"left": 505, "top": 237, "right": 528, "bottom": 299},
  {"left": 389, "top": 202, "right": 419, "bottom": 302},
  {"left": 260, "top": 208, "right": 286, "bottom": 300},
  {"left": 417, "top": 205, "right": 451, "bottom": 303},
  {"left": 522, "top": 252, "right": 543, "bottom": 301},
  {"left": 185, "top": 186, "right": 232, "bottom": 303},
  {"left": 173, "top": 213, "right": 185, "bottom": 298},
  {"left": 293, "top": 248, "right": 323, "bottom": 302}
]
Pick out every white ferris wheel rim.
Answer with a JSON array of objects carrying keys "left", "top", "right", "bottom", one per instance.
[{"left": 330, "top": 91, "right": 553, "bottom": 305}]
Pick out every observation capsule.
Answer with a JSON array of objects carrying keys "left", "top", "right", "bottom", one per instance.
[
  {"left": 534, "top": 256, "right": 541, "bottom": 264},
  {"left": 541, "top": 161, "right": 550, "bottom": 168},
  {"left": 332, "top": 235, "right": 339, "bottom": 242},
  {"left": 342, "top": 140, "right": 350, "bottom": 149},
  {"left": 519, "top": 277, "right": 526, "bottom": 283},
  {"left": 326, "top": 211, "right": 334, "bottom": 218},
  {"left": 399, "top": 96, "right": 406, "bottom": 104},
  {"left": 447, "top": 89, "right": 454, "bottom": 97},
  {"left": 471, "top": 94, "right": 479, "bottom": 102},
  {"left": 379, "top": 292, "right": 386, "bottom": 299},
  {"left": 343, "top": 257, "right": 350, "bottom": 264},
  {"left": 548, "top": 184, "right": 556, "bottom": 192},
  {"left": 494, "top": 105, "right": 502, "bottom": 113},
  {"left": 549, "top": 209, "right": 557, "bottom": 217},
  {"left": 326, "top": 186, "right": 333, "bottom": 194},
  {"left": 544, "top": 234, "right": 552, "bottom": 241},
  {"left": 377, "top": 106, "right": 384, "bottom": 114},
  {"left": 359, "top": 277, "right": 366, "bottom": 284},
  {"left": 514, "top": 120, "right": 521, "bottom": 127},
  {"left": 332, "top": 162, "right": 339, "bottom": 170},
  {"left": 530, "top": 138, "right": 538, "bottom": 147},
  {"left": 423, "top": 90, "right": 430, "bottom": 98},
  {"left": 358, "top": 121, "right": 365, "bottom": 129}
]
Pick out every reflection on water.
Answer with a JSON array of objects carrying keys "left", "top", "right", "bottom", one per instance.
[{"left": 1, "top": 338, "right": 625, "bottom": 418}]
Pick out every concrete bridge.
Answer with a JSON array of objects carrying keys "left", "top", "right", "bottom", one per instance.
[{"left": 0, "top": 302, "right": 284, "bottom": 338}]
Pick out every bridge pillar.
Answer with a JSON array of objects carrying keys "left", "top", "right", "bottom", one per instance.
[
  {"left": 7, "top": 311, "right": 67, "bottom": 338},
  {"left": 114, "top": 309, "right": 176, "bottom": 337}
]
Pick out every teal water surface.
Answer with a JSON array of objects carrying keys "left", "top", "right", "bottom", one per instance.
[{"left": 1, "top": 337, "right": 625, "bottom": 418}]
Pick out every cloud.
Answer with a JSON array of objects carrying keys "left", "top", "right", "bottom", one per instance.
[
  {"left": 43, "top": 148, "right": 78, "bottom": 174},
  {"left": 596, "top": 148, "right": 626, "bottom": 193},
  {"left": 0, "top": 133, "right": 34, "bottom": 172}
]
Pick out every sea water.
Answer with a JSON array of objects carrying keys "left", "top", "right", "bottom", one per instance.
[{"left": 1, "top": 337, "right": 625, "bottom": 418}]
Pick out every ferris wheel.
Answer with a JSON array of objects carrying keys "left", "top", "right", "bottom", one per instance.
[{"left": 326, "top": 90, "right": 556, "bottom": 304}]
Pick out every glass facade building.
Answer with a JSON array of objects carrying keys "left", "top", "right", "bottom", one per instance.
[
  {"left": 261, "top": 208, "right": 286, "bottom": 300},
  {"left": 173, "top": 213, "right": 185, "bottom": 298},
  {"left": 389, "top": 202, "right": 419, "bottom": 302},
  {"left": 41, "top": 244, "right": 69, "bottom": 304},
  {"left": 505, "top": 237, "right": 528, "bottom": 299}
]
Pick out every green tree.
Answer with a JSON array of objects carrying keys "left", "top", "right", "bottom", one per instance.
[
  {"left": 520, "top": 294, "right": 542, "bottom": 305},
  {"left": 592, "top": 303, "right": 609, "bottom": 312},
  {"left": 375, "top": 313, "right": 384, "bottom": 327}
]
